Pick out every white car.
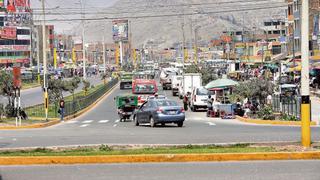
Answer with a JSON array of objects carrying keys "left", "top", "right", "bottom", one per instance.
[{"left": 190, "top": 87, "right": 214, "bottom": 112}]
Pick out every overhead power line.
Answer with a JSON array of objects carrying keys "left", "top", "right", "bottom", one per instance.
[{"left": 33, "top": 4, "right": 286, "bottom": 22}]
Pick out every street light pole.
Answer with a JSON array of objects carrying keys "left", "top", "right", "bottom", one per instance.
[
  {"left": 103, "top": 22, "right": 106, "bottom": 75},
  {"left": 41, "top": 0, "right": 48, "bottom": 121},
  {"left": 81, "top": 0, "right": 86, "bottom": 79},
  {"left": 300, "top": 0, "right": 311, "bottom": 148}
]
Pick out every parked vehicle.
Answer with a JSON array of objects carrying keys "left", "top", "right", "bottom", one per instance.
[
  {"left": 178, "top": 73, "right": 202, "bottom": 99},
  {"left": 171, "top": 75, "right": 182, "bottom": 96},
  {"left": 133, "top": 99, "right": 185, "bottom": 127},
  {"left": 190, "top": 86, "right": 214, "bottom": 111}
]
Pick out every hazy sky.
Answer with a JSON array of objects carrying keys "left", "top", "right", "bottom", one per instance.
[{"left": 30, "top": 0, "right": 119, "bottom": 33}]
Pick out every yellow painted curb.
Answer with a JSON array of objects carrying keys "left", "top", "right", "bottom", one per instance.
[
  {"left": 1, "top": 152, "right": 320, "bottom": 165},
  {"left": 0, "top": 81, "right": 119, "bottom": 130},
  {"left": 236, "top": 116, "right": 317, "bottom": 126}
]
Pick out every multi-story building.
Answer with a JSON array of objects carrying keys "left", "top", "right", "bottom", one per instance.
[
  {"left": 34, "top": 25, "right": 55, "bottom": 66},
  {"left": 285, "top": 0, "right": 320, "bottom": 60},
  {"left": 0, "top": 3, "right": 32, "bottom": 67}
]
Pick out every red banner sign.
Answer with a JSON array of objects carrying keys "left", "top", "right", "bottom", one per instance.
[{"left": 13, "top": 66, "right": 21, "bottom": 88}]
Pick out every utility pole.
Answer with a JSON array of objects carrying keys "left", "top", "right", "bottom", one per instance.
[
  {"left": 300, "top": 0, "right": 311, "bottom": 148},
  {"left": 36, "top": 27, "right": 40, "bottom": 84},
  {"left": 81, "top": 0, "right": 86, "bottom": 79},
  {"left": 102, "top": 22, "right": 106, "bottom": 74},
  {"left": 194, "top": 26, "right": 201, "bottom": 64},
  {"left": 41, "top": 0, "right": 48, "bottom": 121},
  {"left": 181, "top": 22, "right": 186, "bottom": 64}
]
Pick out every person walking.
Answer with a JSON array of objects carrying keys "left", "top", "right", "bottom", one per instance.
[
  {"left": 59, "top": 99, "right": 65, "bottom": 122},
  {"left": 183, "top": 93, "right": 190, "bottom": 111},
  {"left": 207, "top": 95, "right": 213, "bottom": 117}
]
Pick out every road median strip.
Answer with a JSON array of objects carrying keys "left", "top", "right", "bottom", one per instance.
[
  {"left": 0, "top": 143, "right": 319, "bottom": 165},
  {"left": 0, "top": 80, "right": 119, "bottom": 130},
  {"left": 236, "top": 116, "right": 318, "bottom": 126}
]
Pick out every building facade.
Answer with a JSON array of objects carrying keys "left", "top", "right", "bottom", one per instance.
[{"left": 0, "top": 1, "right": 32, "bottom": 66}]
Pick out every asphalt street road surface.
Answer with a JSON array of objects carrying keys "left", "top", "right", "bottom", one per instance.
[
  {"left": 0, "top": 84, "right": 319, "bottom": 149},
  {"left": 0, "top": 160, "right": 319, "bottom": 180},
  {"left": 0, "top": 76, "right": 103, "bottom": 107}
]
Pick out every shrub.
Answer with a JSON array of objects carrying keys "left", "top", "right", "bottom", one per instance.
[{"left": 257, "top": 106, "right": 275, "bottom": 120}]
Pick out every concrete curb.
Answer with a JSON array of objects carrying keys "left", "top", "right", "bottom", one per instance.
[
  {"left": 1, "top": 152, "right": 320, "bottom": 165},
  {"left": 0, "top": 81, "right": 119, "bottom": 130},
  {"left": 236, "top": 116, "right": 317, "bottom": 126}
]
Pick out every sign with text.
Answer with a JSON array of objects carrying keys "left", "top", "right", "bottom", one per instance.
[
  {"left": 0, "top": 26, "right": 16, "bottom": 39},
  {"left": 112, "top": 19, "right": 128, "bottom": 42}
]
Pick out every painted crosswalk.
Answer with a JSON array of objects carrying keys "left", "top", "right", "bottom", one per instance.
[
  {"left": 82, "top": 120, "right": 93, "bottom": 124},
  {"left": 98, "top": 120, "right": 109, "bottom": 123},
  {"left": 80, "top": 124, "right": 90, "bottom": 128}
]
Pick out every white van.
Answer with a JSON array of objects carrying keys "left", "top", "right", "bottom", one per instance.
[
  {"left": 171, "top": 75, "right": 183, "bottom": 96},
  {"left": 190, "top": 86, "right": 214, "bottom": 112}
]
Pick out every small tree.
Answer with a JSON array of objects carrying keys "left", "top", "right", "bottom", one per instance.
[
  {"left": 230, "top": 78, "right": 274, "bottom": 106},
  {"left": 82, "top": 80, "right": 91, "bottom": 96},
  {"left": 0, "top": 103, "right": 4, "bottom": 120},
  {"left": 48, "top": 78, "right": 64, "bottom": 104},
  {"left": 0, "top": 70, "right": 15, "bottom": 117}
]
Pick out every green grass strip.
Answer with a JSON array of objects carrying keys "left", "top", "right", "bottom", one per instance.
[{"left": 0, "top": 144, "right": 276, "bottom": 157}]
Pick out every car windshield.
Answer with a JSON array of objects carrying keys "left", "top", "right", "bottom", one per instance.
[
  {"left": 196, "top": 88, "right": 211, "bottom": 95},
  {"left": 135, "top": 84, "right": 155, "bottom": 93},
  {"left": 156, "top": 100, "right": 178, "bottom": 107}
]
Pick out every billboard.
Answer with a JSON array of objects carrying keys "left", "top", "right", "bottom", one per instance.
[
  {"left": 112, "top": 20, "right": 128, "bottom": 42},
  {"left": 5, "top": 0, "right": 30, "bottom": 13}
]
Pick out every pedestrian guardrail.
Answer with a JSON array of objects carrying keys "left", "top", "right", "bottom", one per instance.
[
  {"left": 272, "top": 95, "right": 301, "bottom": 119},
  {"left": 25, "top": 79, "right": 118, "bottom": 119}
]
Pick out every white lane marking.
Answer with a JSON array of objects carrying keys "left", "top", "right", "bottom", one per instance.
[
  {"left": 12, "top": 138, "right": 17, "bottom": 141},
  {"left": 66, "top": 120, "right": 78, "bottom": 124},
  {"left": 82, "top": 120, "right": 93, "bottom": 124},
  {"left": 115, "top": 119, "right": 120, "bottom": 123},
  {"left": 80, "top": 124, "right": 90, "bottom": 128},
  {"left": 113, "top": 124, "right": 117, "bottom": 127},
  {"left": 207, "top": 122, "right": 216, "bottom": 126},
  {"left": 98, "top": 120, "right": 109, "bottom": 123}
]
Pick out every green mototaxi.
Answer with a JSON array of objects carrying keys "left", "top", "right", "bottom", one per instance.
[{"left": 115, "top": 95, "right": 138, "bottom": 122}]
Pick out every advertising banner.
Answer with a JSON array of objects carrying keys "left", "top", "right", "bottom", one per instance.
[
  {"left": 0, "top": 26, "right": 16, "bottom": 39},
  {"left": 13, "top": 66, "right": 21, "bottom": 88},
  {"left": 5, "top": 0, "right": 30, "bottom": 13},
  {"left": 0, "top": 45, "right": 30, "bottom": 51},
  {"left": 112, "top": 20, "right": 128, "bottom": 42},
  {"left": 5, "top": 13, "right": 32, "bottom": 26}
]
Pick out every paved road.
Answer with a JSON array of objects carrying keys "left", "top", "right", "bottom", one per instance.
[
  {"left": 1, "top": 160, "right": 319, "bottom": 180},
  {"left": 0, "top": 84, "right": 319, "bottom": 149},
  {"left": 0, "top": 76, "right": 103, "bottom": 107}
]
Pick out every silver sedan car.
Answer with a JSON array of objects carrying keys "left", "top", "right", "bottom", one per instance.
[{"left": 133, "top": 99, "right": 185, "bottom": 127}]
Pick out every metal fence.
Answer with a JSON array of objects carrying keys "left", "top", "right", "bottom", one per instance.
[
  {"left": 272, "top": 95, "right": 301, "bottom": 119},
  {"left": 25, "top": 79, "right": 118, "bottom": 119}
]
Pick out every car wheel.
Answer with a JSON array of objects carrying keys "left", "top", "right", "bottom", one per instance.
[
  {"left": 161, "top": 123, "right": 165, "bottom": 127},
  {"left": 134, "top": 116, "right": 139, "bottom": 126},
  {"left": 150, "top": 117, "right": 156, "bottom": 128},
  {"left": 177, "top": 121, "right": 183, "bottom": 127},
  {"left": 194, "top": 106, "right": 197, "bottom": 112}
]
